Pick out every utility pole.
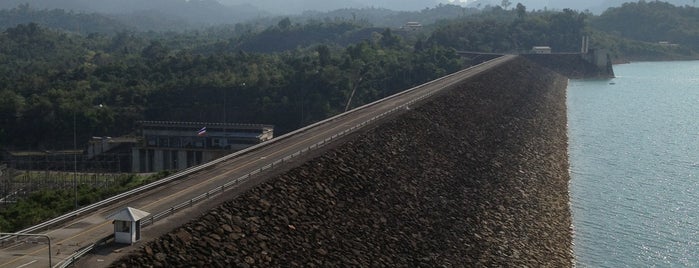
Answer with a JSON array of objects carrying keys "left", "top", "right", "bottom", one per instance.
[
  {"left": 344, "top": 77, "right": 363, "bottom": 112},
  {"left": 73, "top": 111, "right": 78, "bottom": 210}
]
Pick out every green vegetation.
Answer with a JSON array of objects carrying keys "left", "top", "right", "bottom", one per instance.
[
  {"left": 592, "top": 1, "right": 699, "bottom": 50},
  {"left": 0, "top": 4, "right": 131, "bottom": 34},
  {"left": 2, "top": 0, "right": 699, "bottom": 233},
  {"left": 588, "top": 1, "right": 699, "bottom": 61},
  {"left": 426, "top": 3, "right": 699, "bottom": 61},
  {"left": 0, "top": 21, "right": 463, "bottom": 150},
  {"left": 0, "top": 171, "right": 168, "bottom": 232},
  {"left": 428, "top": 8, "right": 587, "bottom": 53}
]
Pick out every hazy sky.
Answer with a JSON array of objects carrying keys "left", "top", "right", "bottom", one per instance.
[
  {"left": 3, "top": 0, "right": 695, "bottom": 17},
  {"left": 219, "top": 0, "right": 619, "bottom": 14}
]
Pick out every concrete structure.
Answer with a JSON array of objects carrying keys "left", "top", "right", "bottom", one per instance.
[
  {"left": 107, "top": 207, "right": 150, "bottom": 244},
  {"left": 658, "top": 41, "right": 679, "bottom": 47},
  {"left": 86, "top": 136, "right": 138, "bottom": 172},
  {"left": 2, "top": 150, "right": 82, "bottom": 171},
  {"left": 401, "top": 22, "right": 423, "bottom": 31},
  {"left": 532, "top": 46, "right": 552, "bottom": 54},
  {"left": 131, "top": 121, "right": 274, "bottom": 173}
]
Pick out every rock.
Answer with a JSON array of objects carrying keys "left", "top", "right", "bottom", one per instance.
[
  {"left": 110, "top": 58, "right": 572, "bottom": 268},
  {"left": 155, "top": 253, "right": 167, "bottom": 262},
  {"left": 221, "top": 224, "right": 233, "bottom": 233},
  {"left": 244, "top": 256, "right": 255, "bottom": 264}
]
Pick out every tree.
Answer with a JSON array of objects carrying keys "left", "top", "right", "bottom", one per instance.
[
  {"left": 501, "top": 0, "right": 512, "bottom": 10},
  {"left": 141, "top": 41, "right": 169, "bottom": 60},
  {"left": 316, "top": 45, "right": 331, "bottom": 66},
  {"left": 516, "top": 3, "right": 527, "bottom": 19},
  {"left": 278, "top": 17, "right": 291, "bottom": 30}
]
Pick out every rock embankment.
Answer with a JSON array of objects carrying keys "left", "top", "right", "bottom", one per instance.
[{"left": 111, "top": 57, "right": 572, "bottom": 267}]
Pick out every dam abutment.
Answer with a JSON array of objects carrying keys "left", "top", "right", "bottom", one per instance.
[{"left": 111, "top": 57, "right": 573, "bottom": 267}]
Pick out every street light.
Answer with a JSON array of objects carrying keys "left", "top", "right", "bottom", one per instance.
[
  {"left": 73, "top": 111, "right": 77, "bottom": 210},
  {"left": 0, "top": 232, "right": 52, "bottom": 267}
]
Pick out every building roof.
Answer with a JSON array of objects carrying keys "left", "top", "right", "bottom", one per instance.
[
  {"left": 137, "top": 121, "right": 273, "bottom": 130},
  {"left": 106, "top": 207, "right": 150, "bottom": 222},
  {"left": 5, "top": 150, "right": 83, "bottom": 157}
]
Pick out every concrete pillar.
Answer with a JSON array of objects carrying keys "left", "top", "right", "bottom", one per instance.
[
  {"left": 203, "top": 152, "right": 214, "bottom": 163},
  {"left": 178, "top": 151, "right": 187, "bottom": 170},
  {"left": 131, "top": 149, "right": 140, "bottom": 173},
  {"left": 154, "top": 150, "right": 164, "bottom": 172}
]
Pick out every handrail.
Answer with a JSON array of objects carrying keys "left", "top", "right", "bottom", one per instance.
[
  {"left": 4, "top": 56, "right": 511, "bottom": 241},
  {"left": 54, "top": 234, "right": 113, "bottom": 268},
  {"left": 39, "top": 55, "right": 514, "bottom": 268},
  {"left": 138, "top": 56, "right": 514, "bottom": 229}
]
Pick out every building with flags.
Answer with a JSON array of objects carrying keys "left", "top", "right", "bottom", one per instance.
[{"left": 131, "top": 121, "right": 273, "bottom": 172}]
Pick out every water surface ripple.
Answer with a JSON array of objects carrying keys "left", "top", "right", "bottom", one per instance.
[{"left": 568, "top": 61, "right": 699, "bottom": 267}]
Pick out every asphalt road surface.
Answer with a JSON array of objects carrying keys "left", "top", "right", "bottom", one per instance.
[{"left": 0, "top": 55, "right": 515, "bottom": 268}]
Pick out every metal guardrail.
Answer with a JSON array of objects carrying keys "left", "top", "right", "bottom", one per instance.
[
  {"left": 4, "top": 56, "right": 505, "bottom": 241},
  {"left": 137, "top": 56, "right": 513, "bottom": 229},
  {"left": 10, "top": 56, "right": 513, "bottom": 268},
  {"left": 54, "top": 234, "right": 113, "bottom": 268}
]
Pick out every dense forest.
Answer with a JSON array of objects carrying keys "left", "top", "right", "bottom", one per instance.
[
  {"left": 429, "top": 6, "right": 587, "bottom": 53},
  {"left": 0, "top": 3, "right": 477, "bottom": 33},
  {"left": 1, "top": 1, "right": 699, "bottom": 151},
  {"left": 2, "top": 1, "right": 699, "bottom": 232},
  {"left": 592, "top": 1, "right": 699, "bottom": 50},
  {"left": 0, "top": 20, "right": 462, "bottom": 150},
  {"left": 428, "top": 2, "right": 699, "bottom": 61}
]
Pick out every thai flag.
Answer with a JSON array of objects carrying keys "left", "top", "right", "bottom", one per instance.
[{"left": 197, "top": 127, "right": 207, "bottom": 136}]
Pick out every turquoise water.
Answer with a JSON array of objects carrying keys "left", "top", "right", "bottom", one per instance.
[{"left": 568, "top": 61, "right": 699, "bottom": 267}]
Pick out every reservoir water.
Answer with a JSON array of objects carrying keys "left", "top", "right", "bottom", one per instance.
[{"left": 568, "top": 61, "right": 699, "bottom": 267}]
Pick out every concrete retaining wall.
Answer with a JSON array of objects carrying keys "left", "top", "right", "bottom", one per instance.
[{"left": 523, "top": 52, "right": 614, "bottom": 78}]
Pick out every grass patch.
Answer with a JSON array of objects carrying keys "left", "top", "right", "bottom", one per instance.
[{"left": 0, "top": 171, "right": 170, "bottom": 232}]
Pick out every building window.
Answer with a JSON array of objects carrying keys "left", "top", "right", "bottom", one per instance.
[
  {"left": 147, "top": 136, "right": 157, "bottom": 146},
  {"left": 116, "top": 221, "right": 130, "bottom": 232}
]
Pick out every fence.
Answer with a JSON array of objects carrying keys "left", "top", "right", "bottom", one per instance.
[
  {"left": 139, "top": 66, "right": 457, "bottom": 227},
  {"left": 0, "top": 172, "right": 133, "bottom": 206},
  {"left": 18, "top": 56, "right": 513, "bottom": 268}
]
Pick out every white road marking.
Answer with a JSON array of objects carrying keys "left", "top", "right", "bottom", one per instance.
[{"left": 16, "top": 260, "right": 37, "bottom": 268}]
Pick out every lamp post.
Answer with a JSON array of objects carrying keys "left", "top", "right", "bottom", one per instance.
[
  {"left": 0, "top": 232, "right": 52, "bottom": 267},
  {"left": 73, "top": 111, "right": 78, "bottom": 210}
]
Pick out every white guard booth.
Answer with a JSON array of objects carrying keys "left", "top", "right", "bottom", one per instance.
[{"left": 106, "top": 207, "right": 150, "bottom": 244}]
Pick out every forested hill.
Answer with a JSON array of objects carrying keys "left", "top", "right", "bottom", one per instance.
[
  {"left": 0, "top": 3, "right": 475, "bottom": 34},
  {"left": 0, "top": 4, "right": 252, "bottom": 32},
  {"left": 591, "top": 1, "right": 699, "bottom": 50},
  {"left": 3, "top": 2, "right": 699, "bottom": 151},
  {"left": 0, "top": 1, "right": 265, "bottom": 27},
  {"left": 298, "top": 4, "right": 478, "bottom": 28},
  {"left": 426, "top": 3, "right": 698, "bottom": 61},
  {"left": 0, "top": 22, "right": 463, "bottom": 150},
  {"left": 427, "top": 8, "right": 586, "bottom": 53},
  {"left": 0, "top": 5, "right": 134, "bottom": 34}
]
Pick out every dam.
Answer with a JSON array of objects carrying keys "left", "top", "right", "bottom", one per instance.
[{"left": 105, "top": 56, "right": 573, "bottom": 267}]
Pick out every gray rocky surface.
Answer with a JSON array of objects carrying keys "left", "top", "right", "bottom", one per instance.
[{"left": 111, "top": 57, "right": 572, "bottom": 267}]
